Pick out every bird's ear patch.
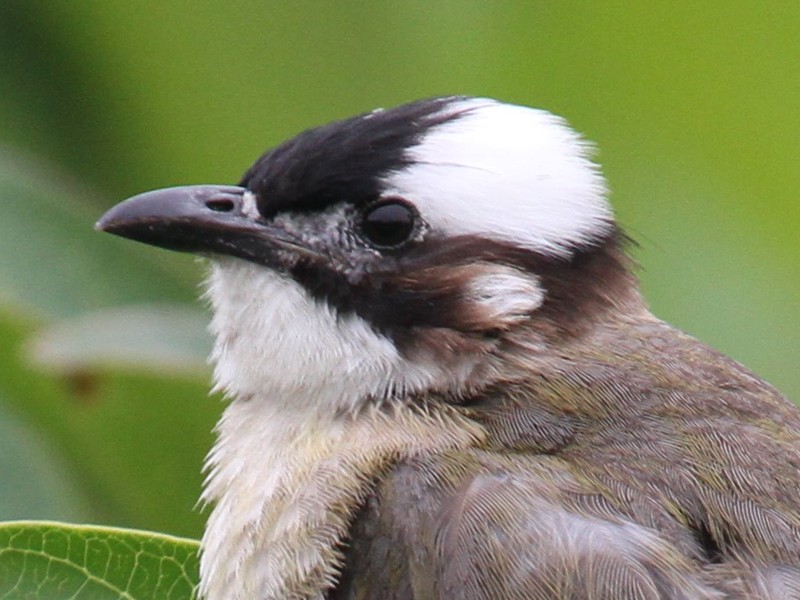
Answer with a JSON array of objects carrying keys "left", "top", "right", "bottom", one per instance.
[
  {"left": 464, "top": 265, "right": 544, "bottom": 330},
  {"left": 386, "top": 261, "right": 544, "bottom": 336}
]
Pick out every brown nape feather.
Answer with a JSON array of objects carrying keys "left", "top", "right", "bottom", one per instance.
[
  {"left": 335, "top": 298, "right": 800, "bottom": 599},
  {"left": 529, "top": 230, "right": 641, "bottom": 341}
]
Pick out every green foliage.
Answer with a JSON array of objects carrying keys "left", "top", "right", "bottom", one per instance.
[
  {"left": 0, "top": 152, "right": 218, "bottom": 537},
  {"left": 0, "top": 0, "right": 797, "bottom": 581},
  {"left": 0, "top": 310, "right": 217, "bottom": 537},
  {"left": 0, "top": 521, "right": 199, "bottom": 600},
  {"left": 0, "top": 151, "right": 197, "bottom": 319}
]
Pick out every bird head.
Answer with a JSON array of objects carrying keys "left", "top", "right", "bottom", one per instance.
[{"left": 97, "top": 96, "right": 637, "bottom": 416}]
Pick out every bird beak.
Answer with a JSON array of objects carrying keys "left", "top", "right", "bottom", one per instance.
[
  {"left": 95, "top": 185, "right": 260, "bottom": 252},
  {"left": 96, "top": 185, "right": 309, "bottom": 265}
]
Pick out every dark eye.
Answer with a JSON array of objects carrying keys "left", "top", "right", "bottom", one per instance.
[{"left": 361, "top": 200, "right": 416, "bottom": 248}]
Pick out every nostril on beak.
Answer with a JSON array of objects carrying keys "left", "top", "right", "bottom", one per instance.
[{"left": 206, "top": 198, "right": 236, "bottom": 212}]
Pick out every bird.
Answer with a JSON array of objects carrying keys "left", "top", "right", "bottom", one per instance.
[{"left": 96, "top": 97, "right": 800, "bottom": 600}]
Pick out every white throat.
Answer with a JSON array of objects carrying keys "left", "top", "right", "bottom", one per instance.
[
  {"left": 204, "top": 259, "right": 481, "bottom": 411},
  {"left": 198, "top": 259, "right": 485, "bottom": 600}
]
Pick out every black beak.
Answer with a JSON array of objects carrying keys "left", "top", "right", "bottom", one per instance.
[{"left": 95, "top": 185, "right": 264, "bottom": 254}]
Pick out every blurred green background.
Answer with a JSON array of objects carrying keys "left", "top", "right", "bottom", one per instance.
[{"left": 0, "top": 2, "right": 798, "bottom": 539}]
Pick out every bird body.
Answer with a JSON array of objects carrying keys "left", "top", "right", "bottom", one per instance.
[{"left": 97, "top": 97, "right": 800, "bottom": 599}]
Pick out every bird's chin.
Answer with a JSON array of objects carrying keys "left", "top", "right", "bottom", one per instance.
[{"left": 202, "top": 258, "right": 495, "bottom": 415}]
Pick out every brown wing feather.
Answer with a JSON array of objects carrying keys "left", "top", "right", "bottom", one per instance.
[
  {"left": 339, "top": 452, "right": 721, "bottom": 599},
  {"left": 335, "top": 319, "right": 800, "bottom": 599}
]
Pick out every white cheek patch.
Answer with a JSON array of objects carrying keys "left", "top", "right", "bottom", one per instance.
[
  {"left": 382, "top": 98, "right": 613, "bottom": 258},
  {"left": 206, "top": 260, "right": 399, "bottom": 409},
  {"left": 203, "top": 259, "right": 484, "bottom": 414},
  {"left": 467, "top": 265, "right": 544, "bottom": 327}
]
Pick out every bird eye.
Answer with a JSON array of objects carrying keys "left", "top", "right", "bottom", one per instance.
[{"left": 361, "top": 199, "right": 416, "bottom": 248}]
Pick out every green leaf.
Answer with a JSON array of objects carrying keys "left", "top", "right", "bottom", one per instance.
[
  {"left": 0, "top": 401, "right": 94, "bottom": 523},
  {"left": 0, "top": 149, "right": 199, "bottom": 320},
  {"left": 26, "top": 304, "right": 211, "bottom": 376},
  {"left": 0, "top": 152, "right": 219, "bottom": 536},
  {"left": 0, "top": 315, "right": 218, "bottom": 538},
  {"left": 0, "top": 521, "right": 199, "bottom": 600}
]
